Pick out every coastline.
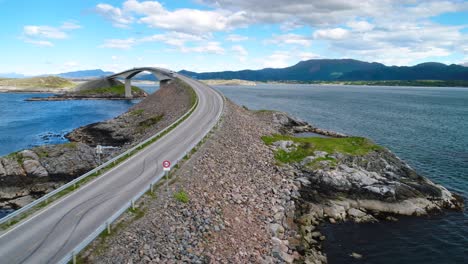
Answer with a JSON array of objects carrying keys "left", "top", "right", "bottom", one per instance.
[{"left": 0, "top": 84, "right": 464, "bottom": 262}]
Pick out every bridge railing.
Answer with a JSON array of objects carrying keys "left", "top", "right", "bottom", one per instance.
[{"left": 0, "top": 81, "right": 199, "bottom": 228}]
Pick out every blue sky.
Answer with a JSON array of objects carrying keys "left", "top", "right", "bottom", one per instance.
[{"left": 1, "top": 0, "right": 467, "bottom": 75}]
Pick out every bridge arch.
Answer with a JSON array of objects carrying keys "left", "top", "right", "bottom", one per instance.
[{"left": 106, "top": 67, "right": 175, "bottom": 98}]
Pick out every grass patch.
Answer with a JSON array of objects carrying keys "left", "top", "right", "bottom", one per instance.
[
  {"left": 78, "top": 85, "right": 143, "bottom": 96},
  {"left": 130, "top": 109, "right": 144, "bottom": 116},
  {"left": 173, "top": 190, "right": 189, "bottom": 203},
  {"left": 0, "top": 76, "right": 73, "bottom": 88},
  {"left": 62, "top": 142, "right": 78, "bottom": 149},
  {"left": 138, "top": 114, "right": 164, "bottom": 129},
  {"left": 262, "top": 134, "right": 382, "bottom": 163}
]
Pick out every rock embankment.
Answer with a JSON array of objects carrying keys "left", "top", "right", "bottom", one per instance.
[
  {"left": 0, "top": 79, "right": 192, "bottom": 209},
  {"left": 82, "top": 101, "right": 462, "bottom": 264}
]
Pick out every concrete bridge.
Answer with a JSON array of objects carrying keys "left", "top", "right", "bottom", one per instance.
[
  {"left": 74, "top": 67, "right": 175, "bottom": 98},
  {"left": 107, "top": 67, "right": 175, "bottom": 98}
]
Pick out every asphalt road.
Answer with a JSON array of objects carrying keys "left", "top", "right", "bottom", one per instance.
[{"left": 0, "top": 72, "right": 224, "bottom": 263}]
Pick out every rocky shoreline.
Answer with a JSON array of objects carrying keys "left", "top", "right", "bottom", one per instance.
[
  {"left": 78, "top": 101, "right": 462, "bottom": 263},
  {"left": 0, "top": 79, "right": 192, "bottom": 209}
]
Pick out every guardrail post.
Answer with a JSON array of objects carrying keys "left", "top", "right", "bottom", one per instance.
[
  {"left": 72, "top": 252, "right": 76, "bottom": 264},
  {"left": 150, "top": 183, "right": 154, "bottom": 193},
  {"left": 131, "top": 200, "right": 135, "bottom": 210},
  {"left": 106, "top": 222, "right": 111, "bottom": 235}
]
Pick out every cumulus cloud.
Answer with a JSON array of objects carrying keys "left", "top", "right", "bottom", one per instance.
[
  {"left": 101, "top": 32, "right": 224, "bottom": 54},
  {"left": 95, "top": 3, "right": 133, "bottom": 28},
  {"left": 313, "top": 28, "right": 350, "bottom": 40},
  {"left": 24, "top": 39, "right": 54, "bottom": 47},
  {"left": 267, "top": 33, "right": 312, "bottom": 47},
  {"left": 96, "top": 0, "right": 248, "bottom": 34},
  {"left": 231, "top": 45, "right": 248, "bottom": 61},
  {"left": 226, "top": 34, "right": 248, "bottom": 42},
  {"left": 22, "top": 21, "right": 81, "bottom": 47},
  {"left": 100, "top": 38, "right": 136, "bottom": 49}
]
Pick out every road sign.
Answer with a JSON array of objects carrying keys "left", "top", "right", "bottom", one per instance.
[
  {"left": 162, "top": 160, "right": 171, "bottom": 171},
  {"left": 96, "top": 145, "right": 103, "bottom": 154}
]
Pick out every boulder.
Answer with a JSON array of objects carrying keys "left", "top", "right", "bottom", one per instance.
[
  {"left": 22, "top": 160, "right": 48, "bottom": 177},
  {"left": 0, "top": 158, "right": 25, "bottom": 177},
  {"left": 19, "top": 150, "right": 39, "bottom": 161}
]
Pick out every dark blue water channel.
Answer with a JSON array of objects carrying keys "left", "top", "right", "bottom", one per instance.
[{"left": 216, "top": 84, "right": 468, "bottom": 264}]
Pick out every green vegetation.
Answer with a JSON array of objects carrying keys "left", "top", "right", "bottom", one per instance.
[
  {"left": 138, "top": 114, "right": 164, "bottom": 129},
  {"left": 130, "top": 109, "right": 144, "bottom": 116},
  {"left": 0, "top": 76, "right": 74, "bottom": 88},
  {"left": 262, "top": 134, "right": 382, "bottom": 163},
  {"left": 173, "top": 190, "right": 189, "bottom": 203},
  {"left": 62, "top": 142, "right": 78, "bottom": 149},
  {"left": 77, "top": 84, "right": 143, "bottom": 96}
]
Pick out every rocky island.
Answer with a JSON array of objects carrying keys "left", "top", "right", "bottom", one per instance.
[{"left": 0, "top": 78, "right": 463, "bottom": 263}]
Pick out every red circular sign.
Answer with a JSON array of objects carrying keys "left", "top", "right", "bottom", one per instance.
[{"left": 162, "top": 160, "right": 171, "bottom": 168}]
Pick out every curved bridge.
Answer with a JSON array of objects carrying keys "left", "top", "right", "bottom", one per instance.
[
  {"left": 0, "top": 69, "right": 224, "bottom": 263},
  {"left": 107, "top": 67, "right": 175, "bottom": 98}
]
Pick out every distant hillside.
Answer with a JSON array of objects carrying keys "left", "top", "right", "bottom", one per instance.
[
  {"left": 0, "top": 76, "right": 74, "bottom": 88},
  {"left": 57, "top": 69, "right": 114, "bottom": 79},
  {"left": 179, "top": 59, "right": 468, "bottom": 81}
]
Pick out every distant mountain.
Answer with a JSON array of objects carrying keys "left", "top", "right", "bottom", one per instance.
[
  {"left": 0, "top": 72, "right": 28, "bottom": 78},
  {"left": 179, "top": 59, "right": 468, "bottom": 81},
  {"left": 57, "top": 69, "right": 114, "bottom": 79}
]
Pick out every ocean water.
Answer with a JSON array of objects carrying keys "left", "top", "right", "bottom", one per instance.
[
  {"left": 0, "top": 83, "right": 158, "bottom": 157},
  {"left": 216, "top": 84, "right": 468, "bottom": 264}
]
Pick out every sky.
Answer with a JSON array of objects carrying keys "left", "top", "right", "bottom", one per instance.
[{"left": 1, "top": 0, "right": 468, "bottom": 75}]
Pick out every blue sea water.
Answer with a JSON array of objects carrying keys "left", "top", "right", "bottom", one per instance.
[
  {"left": 0, "top": 83, "right": 158, "bottom": 218},
  {"left": 216, "top": 84, "right": 468, "bottom": 264}
]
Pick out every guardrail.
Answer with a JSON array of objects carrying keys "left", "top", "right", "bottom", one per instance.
[
  {"left": 57, "top": 78, "right": 225, "bottom": 264},
  {"left": 0, "top": 81, "right": 199, "bottom": 229}
]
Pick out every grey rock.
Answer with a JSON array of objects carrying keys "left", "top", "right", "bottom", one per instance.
[
  {"left": 23, "top": 160, "right": 48, "bottom": 177},
  {"left": 19, "top": 150, "right": 39, "bottom": 161}
]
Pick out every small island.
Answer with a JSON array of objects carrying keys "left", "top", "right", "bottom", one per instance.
[
  {"left": 26, "top": 78, "right": 147, "bottom": 101},
  {"left": 0, "top": 76, "right": 75, "bottom": 93}
]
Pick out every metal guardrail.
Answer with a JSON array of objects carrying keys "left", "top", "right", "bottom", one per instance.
[
  {"left": 0, "top": 84, "right": 199, "bottom": 228},
  {"left": 57, "top": 79, "right": 225, "bottom": 264}
]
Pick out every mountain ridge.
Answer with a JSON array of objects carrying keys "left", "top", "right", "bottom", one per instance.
[{"left": 180, "top": 59, "right": 468, "bottom": 81}]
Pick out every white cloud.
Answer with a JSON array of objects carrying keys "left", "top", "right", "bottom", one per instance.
[
  {"left": 100, "top": 38, "right": 136, "bottom": 49},
  {"left": 111, "top": 55, "right": 119, "bottom": 60},
  {"left": 101, "top": 32, "right": 223, "bottom": 54},
  {"left": 226, "top": 34, "right": 248, "bottom": 42},
  {"left": 231, "top": 45, "right": 248, "bottom": 61},
  {"left": 299, "top": 52, "right": 321, "bottom": 61},
  {"left": 24, "top": 25, "right": 68, "bottom": 39},
  {"left": 22, "top": 21, "right": 81, "bottom": 47},
  {"left": 96, "top": 0, "right": 248, "bottom": 34},
  {"left": 313, "top": 28, "right": 350, "bottom": 40},
  {"left": 24, "top": 39, "right": 54, "bottom": 47},
  {"left": 183, "top": 42, "right": 225, "bottom": 54},
  {"left": 347, "top": 20, "right": 374, "bottom": 32},
  {"left": 267, "top": 33, "right": 312, "bottom": 47},
  {"left": 95, "top": 3, "right": 133, "bottom": 28},
  {"left": 262, "top": 51, "right": 293, "bottom": 68},
  {"left": 61, "top": 21, "right": 82, "bottom": 30}
]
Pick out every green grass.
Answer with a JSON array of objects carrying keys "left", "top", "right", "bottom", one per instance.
[
  {"left": 62, "top": 142, "right": 78, "bottom": 149},
  {"left": 173, "top": 190, "right": 189, "bottom": 203},
  {"left": 262, "top": 134, "right": 382, "bottom": 163},
  {"left": 78, "top": 84, "right": 143, "bottom": 96},
  {"left": 138, "top": 114, "right": 164, "bottom": 129},
  {"left": 0, "top": 76, "right": 74, "bottom": 88},
  {"left": 130, "top": 109, "right": 144, "bottom": 116}
]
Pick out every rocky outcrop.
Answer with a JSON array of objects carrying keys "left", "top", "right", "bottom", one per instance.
[
  {"left": 263, "top": 114, "right": 463, "bottom": 263},
  {"left": 272, "top": 111, "right": 347, "bottom": 137}
]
